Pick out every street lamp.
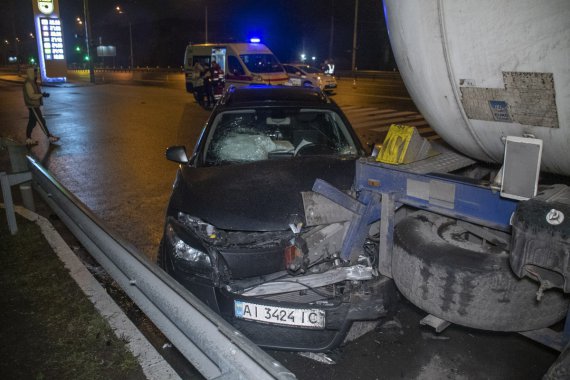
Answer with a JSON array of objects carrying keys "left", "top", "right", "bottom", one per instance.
[
  {"left": 115, "top": 5, "right": 134, "bottom": 69},
  {"left": 83, "top": 0, "right": 95, "bottom": 83},
  {"left": 351, "top": 0, "right": 359, "bottom": 71}
]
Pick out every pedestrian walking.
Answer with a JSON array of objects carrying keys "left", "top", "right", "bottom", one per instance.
[{"left": 22, "top": 67, "right": 59, "bottom": 145}]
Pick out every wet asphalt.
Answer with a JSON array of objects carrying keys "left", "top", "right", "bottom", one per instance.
[{"left": 0, "top": 74, "right": 561, "bottom": 379}]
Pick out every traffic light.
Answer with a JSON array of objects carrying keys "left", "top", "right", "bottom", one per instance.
[
  {"left": 84, "top": 55, "right": 89, "bottom": 61},
  {"left": 75, "top": 45, "right": 81, "bottom": 52}
]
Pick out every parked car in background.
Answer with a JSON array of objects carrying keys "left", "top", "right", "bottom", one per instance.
[
  {"left": 283, "top": 63, "right": 337, "bottom": 93},
  {"left": 159, "top": 85, "right": 394, "bottom": 351}
]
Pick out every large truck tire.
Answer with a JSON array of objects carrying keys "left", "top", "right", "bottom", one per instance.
[{"left": 392, "top": 211, "right": 569, "bottom": 332}]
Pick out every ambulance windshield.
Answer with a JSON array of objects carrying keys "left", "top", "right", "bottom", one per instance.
[{"left": 240, "top": 54, "right": 284, "bottom": 73}]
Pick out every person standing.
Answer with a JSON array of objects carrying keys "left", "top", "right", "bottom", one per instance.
[
  {"left": 192, "top": 61, "right": 205, "bottom": 106},
  {"left": 22, "top": 67, "right": 59, "bottom": 145},
  {"left": 210, "top": 59, "right": 224, "bottom": 97},
  {"left": 203, "top": 64, "right": 215, "bottom": 109}
]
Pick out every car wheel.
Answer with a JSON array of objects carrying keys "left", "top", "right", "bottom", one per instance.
[
  {"left": 303, "top": 81, "right": 312, "bottom": 87},
  {"left": 392, "top": 211, "right": 570, "bottom": 332}
]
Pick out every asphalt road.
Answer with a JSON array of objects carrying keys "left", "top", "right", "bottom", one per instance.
[{"left": 0, "top": 76, "right": 560, "bottom": 379}]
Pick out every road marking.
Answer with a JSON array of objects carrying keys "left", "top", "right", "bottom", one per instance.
[{"left": 340, "top": 105, "right": 441, "bottom": 145}]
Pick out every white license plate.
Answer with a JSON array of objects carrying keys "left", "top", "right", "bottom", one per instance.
[{"left": 234, "top": 300, "right": 325, "bottom": 329}]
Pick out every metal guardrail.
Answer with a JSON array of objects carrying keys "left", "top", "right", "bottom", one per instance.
[
  {"left": 26, "top": 155, "right": 296, "bottom": 380},
  {"left": 63, "top": 67, "right": 402, "bottom": 80}
]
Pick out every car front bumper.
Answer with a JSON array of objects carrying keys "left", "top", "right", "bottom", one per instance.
[{"left": 163, "top": 235, "right": 395, "bottom": 351}]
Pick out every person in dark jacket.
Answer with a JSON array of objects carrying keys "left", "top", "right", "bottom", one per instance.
[
  {"left": 203, "top": 64, "right": 215, "bottom": 109},
  {"left": 22, "top": 67, "right": 59, "bottom": 145}
]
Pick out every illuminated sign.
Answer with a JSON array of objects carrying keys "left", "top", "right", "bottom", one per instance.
[
  {"left": 37, "top": 0, "right": 54, "bottom": 15},
  {"left": 32, "top": 0, "right": 66, "bottom": 82},
  {"left": 39, "top": 18, "right": 65, "bottom": 60}
]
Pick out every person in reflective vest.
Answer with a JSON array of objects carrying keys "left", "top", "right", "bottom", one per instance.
[{"left": 22, "top": 67, "right": 59, "bottom": 145}]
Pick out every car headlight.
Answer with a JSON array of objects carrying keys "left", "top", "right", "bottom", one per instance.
[
  {"left": 177, "top": 212, "right": 218, "bottom": 240},
  {"left": 317, "top": 76, "right": 322, "bottom": 82},
  {"left": 252, "top": 74, "right": 263, "bottom": 82},
  {"left": 165, "top": 224, "right": 211, "bottom": 270}
]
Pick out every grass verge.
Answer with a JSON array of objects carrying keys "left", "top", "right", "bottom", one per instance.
[{"left": 0, "top": 211, "right": 146, "bottom": 380}]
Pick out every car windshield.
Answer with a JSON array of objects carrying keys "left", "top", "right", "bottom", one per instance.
[
  {"left": 298, "top": 66, "right": 321, "bottom": 74},
  {"left": 240, "top": 54, "right": 284, "bottom": 73},
  {"left": 202, "top": 108, "right": 359, "bottom": 166}
]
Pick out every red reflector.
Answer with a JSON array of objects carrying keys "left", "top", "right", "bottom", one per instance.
[{"left": 284, "top": 244, "right": 303, "bottom": 268}]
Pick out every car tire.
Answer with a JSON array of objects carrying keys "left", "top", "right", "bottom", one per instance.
[
  {"left": 392, "top": 211, "right": 570, "bottom": 332},
  {"left": 303, "top": 81, "right": 312, "bottom": 87}
]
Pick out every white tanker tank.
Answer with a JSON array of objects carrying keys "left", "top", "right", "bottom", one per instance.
[{"left": 383, "top": 0, "right": 570, "bottom": 175}]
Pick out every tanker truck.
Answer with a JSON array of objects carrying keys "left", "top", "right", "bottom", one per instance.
[{"left": 308, "top": 0, "right": 569, "bottom": 373}]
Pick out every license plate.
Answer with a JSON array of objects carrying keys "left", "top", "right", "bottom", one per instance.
[{"left": 234, "top": 300, "right": 325, "bottom": 329}]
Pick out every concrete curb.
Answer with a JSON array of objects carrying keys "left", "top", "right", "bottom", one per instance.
[{"left": 5, "top": 204, "right": 182, "bottom": 380}]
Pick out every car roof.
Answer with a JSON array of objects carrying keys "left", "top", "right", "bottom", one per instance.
[{"left": 219, "top": 85, "right": 334, "bottom": 108}]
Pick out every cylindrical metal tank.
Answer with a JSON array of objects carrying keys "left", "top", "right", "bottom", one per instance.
[{"left": 384, "top": 0, "right": 570, "bottom": 175}]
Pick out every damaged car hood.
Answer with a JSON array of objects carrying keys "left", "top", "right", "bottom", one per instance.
[{"left": 171, "top": 156, "right": 356, "bottom": 231}]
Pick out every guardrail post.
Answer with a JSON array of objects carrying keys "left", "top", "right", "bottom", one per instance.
[
  {"left": 2, "top": 138, "right": 35, "bottom": 212},
  {"left": 1, "top": 171, "right": 33, "bottom": 235},
  {"left": 1, "top": 172, "right": 18, "bottom": 234}
]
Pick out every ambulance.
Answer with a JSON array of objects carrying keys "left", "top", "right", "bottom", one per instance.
[{"left": 183, "top": 41, "right": 288, "bottom": 99}]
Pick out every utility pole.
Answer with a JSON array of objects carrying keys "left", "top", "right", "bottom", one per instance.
[
  {"left": 351, "top": 0, "right": 359, "bottom": 72},
  {"left": 205, "top": 5, "right": 208, "bottom": 43},
  {"left": 128, "top": 21, "right": 134, "bottom": 69},
  {"left": 328, "top": 0, "right": 334, "bottom": 60},
  {"left": 115, "top": 6, "right": 135, "bottom": 69},
  {"left": 11, "top": 19, "right": 20, "bottom": 73},
  {"left": 83, "top": 0, "right": 95, "bottom": 83}
]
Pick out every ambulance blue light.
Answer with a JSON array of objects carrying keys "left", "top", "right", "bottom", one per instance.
[{"left": 250, "top": 38, "right": 261, "bottom": 43}]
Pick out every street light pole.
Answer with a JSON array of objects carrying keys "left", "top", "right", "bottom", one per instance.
[
  {"left": 83, "top": 0, "right": 95, "bottom": 83},
  {"left": 328, "top": 0, "right": 334, "bottom": 60},
  {"left": 116, "top": 6, "right": 134, "bottom": 70},
  {"left": 351, "top": 0, "right": 359, "bottom": 72},
  {"left": 205, "top": 5, "right": 208, "bottom": 43},
  {"left": 128, "top": 21, "right": 134, "bottom": 69}
]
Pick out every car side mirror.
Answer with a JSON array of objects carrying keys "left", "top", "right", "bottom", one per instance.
[{"left": 166, "top": 146, "right": 189, "bottom": 164}]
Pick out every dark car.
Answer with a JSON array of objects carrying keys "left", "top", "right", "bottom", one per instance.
[{"left": 159, "top": 85, "right": 394, "bottom": 351}]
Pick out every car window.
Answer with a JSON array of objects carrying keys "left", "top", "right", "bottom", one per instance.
[
  {"left": 284, "top": 65, "right": 298, "bottom": 74},
  {"left": 202, "top": 108, "right": 359, "bottom": 166},
  {"left": 240, "top": 54, "right": 284, "bottom": 73},
  {"left": 193, "top": 55, "right": 210, "bottom": 66},
  {"left": 228, "top": 56, "right": 245, "bottom": 75}
]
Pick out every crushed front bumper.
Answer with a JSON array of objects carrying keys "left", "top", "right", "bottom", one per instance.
[{"left": 167, "top": 257, "right": 395, "bottom": 351}]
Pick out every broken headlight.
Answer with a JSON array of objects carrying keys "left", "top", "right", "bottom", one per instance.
[
  {"left": 165, "top": 223, "right": 211, "bottom": 272},
  {"left": 177, "top": 212, "right": 224, "bottom": 243}
]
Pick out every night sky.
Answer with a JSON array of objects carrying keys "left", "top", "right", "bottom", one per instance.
[{"left": 1, "top": 0, "right": 394, "bottom": 70}]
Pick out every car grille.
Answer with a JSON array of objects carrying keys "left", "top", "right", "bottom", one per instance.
[{"left": 256, "top": 284, "right": 336, "bottom": 303}]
